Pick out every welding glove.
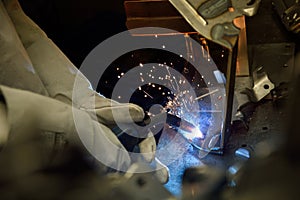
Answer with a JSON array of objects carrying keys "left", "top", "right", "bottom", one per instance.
[
  {"left": 0, "top": 1, "right": 48, "bottom": 95},
  {"left": 3, "top": 0, "right": 145, "bottom": 125},
  {"left": 3, "top": 0, "right": 155, "bottom": 161},
  {"left": 138, "top": 131, "right": 157, "bottom": 163},
  {"left": 0, "top": 85, "right": 132, "bottom": 172},
  {"left": 151, "top": 157, "right": 170, "bottom": 184},
  {"left": 139, "top": 134, "right": 170, "bottom": 184},
  {"left": 3, "top": 0, "right": 168, "bottom": 181},
  {"left": 0, "top": 100, "right": 9, "bottom": 147},
  {"left": 0, "top": 85, "right": 169, "bottom": 183}
]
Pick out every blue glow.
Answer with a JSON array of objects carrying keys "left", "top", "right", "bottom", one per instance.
[
  {"left": 186, "top": 128, "right": 204, "bottom": 141},
  {"left": 228, "top": 166, "right": 238, "bottom": 175}
]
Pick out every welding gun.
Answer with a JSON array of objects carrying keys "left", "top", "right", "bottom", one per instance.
[{"left": 112, "top": 112, "right": 197, "bottom": 152}]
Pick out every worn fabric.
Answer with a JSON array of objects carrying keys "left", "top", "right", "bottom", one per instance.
[
  {"left": 0, "top": 1, "right": 48, "bottom": 95},
  {"left": 0, "top": 85, "right": 132, "bottom": 171},
  {"left": 0, "top": 101, "right": 8, "bottom": 147},
  {"left": 4, "top": 0, "right": 145, "bottom": 125},
  {"left": 0, "top": 0, "right": 165, "bottom": 178}
]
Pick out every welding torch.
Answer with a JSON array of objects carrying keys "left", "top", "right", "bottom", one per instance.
[{"left": 112, "top": 112, "right": 197, "bottom": 152}]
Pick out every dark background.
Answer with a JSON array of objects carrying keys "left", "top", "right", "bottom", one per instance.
[{"left": 19, "top": 0, "right": 127, "bottom": 67}]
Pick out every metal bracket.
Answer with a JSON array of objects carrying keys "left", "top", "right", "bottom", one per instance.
[
  {"left": 169, "top": 0, "right": 261, "bottom": 49},
  {"left": 252, "top": 67, "right": 275, "bottom": 102},
  {"left": 243, "top": 67, "right": 275, "bottom": 102}
]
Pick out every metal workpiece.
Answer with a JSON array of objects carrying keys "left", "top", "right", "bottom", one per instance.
[
  {"left": 169, "top": 0, "right": 261, "bottom": 49},
  {"left": 248, "top": 43, "right": 295, "bottom": 86},
  {"left": 235, "top": 16, "right": 250, "bottom": 77},
  {"left": 234, "top": 77, "right": 252, "bottom": 111},
  {"left": 238, "top": 68, "right": 275, "bottom": 103},
  {"left": 252, "top": 67, "right": 275, "bottom": 102},
  {"left": 244, "top": 43, "right": 295, "bottom": 102}
]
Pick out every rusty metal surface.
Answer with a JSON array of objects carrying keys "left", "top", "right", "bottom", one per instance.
[
  {"left": 235, "top": 16, "right": 250, "bottom": 76},
  {"left": 124, "top": 0, "right": 195, "bottom": 32}
]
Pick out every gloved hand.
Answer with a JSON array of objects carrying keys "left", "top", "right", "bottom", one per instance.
[
  {"left": 0, "top": 85, "right": 133, "bottom": 172},
  {"left": 3, "top": 0, "right": 168, "bottom": 182},
  {"left": 138, "top": 131, "right": 157, "bottom": 162},
  {"left": 0, "top": 100, "right": 9, "bottom": 147},
  {"left": 79, "top": 93, "right": 145, "bottom": 126},
  {"left": 0, "top": 0, "right": 48, "bottom": 95},
  {"left": 3, "top": 0, "right": 145, "bottom": 125},
  {"left": 139, "top": 132, "right": 170, "bottom": 184}
]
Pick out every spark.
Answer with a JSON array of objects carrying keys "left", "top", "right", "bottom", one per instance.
[
  {"left": 199, "top": 110, "right": 222, "bottom": 113},
  {"left": 142, "top": 90, "right": 154, "bottom": 99},
  {"left": 194, "top": 89, "right": 219, "bottom": 100}
]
